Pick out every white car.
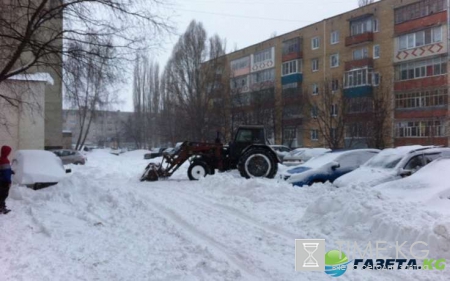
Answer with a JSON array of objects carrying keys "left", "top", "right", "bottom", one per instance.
[
  {"left": 374, "top": 157, "right": 450, "bottom": 210},
  {"left": 282, "top": 148, "right": 330, "bottom": 166},
  {"left": 12, "top": 150, "right": 71, "bottom": 190},
  {"left": 334, "top": 146, "right": 450, "bottom": 188}
]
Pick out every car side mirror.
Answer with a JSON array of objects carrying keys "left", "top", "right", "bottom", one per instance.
[
  {"left": 66, "top": 169, "right": 72, "bottom": 174},
  {"left": 399, "top": 169, "right": 412, "bottom": 178},
  {"left": 331, "top": 162, "right": 340, "bottom": 170}
]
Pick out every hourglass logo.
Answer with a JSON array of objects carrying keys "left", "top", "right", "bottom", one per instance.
[{"left": 295, "top": 239, "right": 325, "bottom": 271}]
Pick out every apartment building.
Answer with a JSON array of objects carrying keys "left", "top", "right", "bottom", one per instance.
[
  {"left": 63, "top": 110, "right": 134, "bottom": 148},
  {"left": 217, "top": 0, "right": 449, "bottom": 148}
]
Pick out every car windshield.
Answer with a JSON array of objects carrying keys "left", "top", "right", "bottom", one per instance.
[
  {"left": 288, "top": 149, "right": 306, "bottom": 156},
  {"left": 364, "top": 151, "right": 403, "bottom": 169},
  {"left": 301, "top": 152, "right": 341, "bottom": 169}
]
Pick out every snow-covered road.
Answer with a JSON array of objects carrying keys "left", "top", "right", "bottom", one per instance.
[{"left": 1, "top": 150, "right": 449, "bottom": 280}]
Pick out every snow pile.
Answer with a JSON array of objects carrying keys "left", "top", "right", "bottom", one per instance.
[
  {"left": 8, "top": 72, "right": 54, "bottom": 85},
  {"left": 1, "top": 149, "right": 449, "bottom": 280},
  {"left": 377, "top": 158, "right": 450, "bottom": 212}
]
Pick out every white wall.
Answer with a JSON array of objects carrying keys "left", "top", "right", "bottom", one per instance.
[{"left": 0, "top": 80, "right": 46, "bottom": 151}]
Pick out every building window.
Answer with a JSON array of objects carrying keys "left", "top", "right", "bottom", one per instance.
[
  {"left": 282, "top": 38, "right": 301, "bottom": 55},
  {"left": 230, "top": 75, "right": 249, "bottom": 91},
  {"left": 311, "top": 129, "right": 319, "bottom": 141},
  {"left": 373, "top": 45, "right": 380, "bottom": 59},
  {"left": 331, "top": 104, "right": 338, "bottom": 116},
  {"left": 311, "top": 105, "right": 318, "bottom": 118},
  {"left": 312, "top": 83, "right": 319, "bottom": 95},
  {"left": 282, "top": 82, "right": 299, "bottom": 90},
  {"left": 395, "top": 56, "right": 447, "bottom": 81},
  {"left": 373, "top": 18, "right": 379, "bottom": 32},
  {"left": 312, "top": 37, "right": 320, "bottom": 50},
  {"left": 283, "top": 127, "right": 297, "bottom": 146},
  {"left": 282, "top": 60, "right": 302, "bottom": 76},
  {"left": 395, "top": 88, "right": 448, "bottom": 109},
  {"left": 346, "top": 123, "right": 367, "bottom": 139},
  {"left": 330, "top": 53, "right": 339, "bottom": 68},
  {"left": 232, "top": 93, "right": 251, "bottom": 107},
  {"left": 350, "top": 17, "right": 377, "bottom": 36},
  {"left": 312, "top": 58, "right": 319, "bottom": 72},
  {"left": 283, "top": 105, "right": 302, "bottom": 119},
  {"left": 251, "top": 69, "right": 275, "bottom": 85},
  {"left": 331, "top": 31, "right": 339, "bottom": 44},
  {"left": 373, "top": 72, "right": 380, "bottom": 86},
  {"left": 352, "top": 47, "right": 368, "bottom": 60},
  {"left": 344, "top": 68, "right": 374, "bottom": 88},
  {"left": 253, "top": 48, "right": 272, "bottom": 64},
  {"left": 398, "top": 26, "right": 442, "bottom": 51},
  {"left": 395, "top": 120, "right": 445, "bottom": 138},
  {"left": 230, "top": 57, "right": 250, "bottom": 71},
  {"left": 395, "top": 0, "right": 445, "bottom": 25},
  {"left": 330, "top": 128, "right": 337, "bottom": 141},
  {"left": 331, "top": 79, "right": 339, "bottom": 91}
]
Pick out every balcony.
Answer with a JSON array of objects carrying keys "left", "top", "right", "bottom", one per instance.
[
  {"left": 343, "top": 85, "right": 373, "bottom": 98},
  {"left": 345, "top": 32, "right": 373, "bottom": 47},
  {"left": 282, "top": 51, "right": 303, "bottom": 62},
  {"left": 395, "top": 11, "right": 447, "bottom": 34},
  {"left": 282, "top": 73, "right": 303, "bottom": 85},
  {"left": 345, "top": 58, "right": 373, "bottom": 71}
]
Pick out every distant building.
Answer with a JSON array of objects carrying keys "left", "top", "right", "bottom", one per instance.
[{"left": 63, "top": 109, "right": 134, "bottom": 148}]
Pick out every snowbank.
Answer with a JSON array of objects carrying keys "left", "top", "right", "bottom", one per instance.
[{"left": 1, "top": 149, "right": 449, "bottom": 280}]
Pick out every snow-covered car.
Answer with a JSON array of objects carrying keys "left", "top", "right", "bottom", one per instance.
[
  {"left": 144, "top": 147, "right": 167, "bottom": 159},
  {"left": 374, "top": 157, "right": 450, "bottom": 209},
  {"left": 270, "top": 145, "right": 291, "bottom": 161},
  {"left": 282, "top": 148, "right": 330, "bottom": 166},
  {"left": 12, "top": 150, "right": 72, "bottom": 190},
  {"left": 52, "top": 149, "right": 87, "bottom": 165},
  {"left": 282, "top": 149, "right": 379, "bottom": 187},
  {"left": 334, "top": 146, "right": 450, "bottom": 188}
]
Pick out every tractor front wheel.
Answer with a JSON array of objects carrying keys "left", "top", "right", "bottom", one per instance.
[
  {"left": 188, "top": 161, "right": 211, "bottom": 181},
  {"left": 238, "top": 148, "right": 277, "bottom": 179}
]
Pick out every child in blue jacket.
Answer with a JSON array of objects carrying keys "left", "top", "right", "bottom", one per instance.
[{"left": 0, "top": 146, "right": 13, "bottom": 214}]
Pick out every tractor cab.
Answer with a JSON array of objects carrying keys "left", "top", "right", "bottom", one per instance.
[{"left": 229, "top": 125, "right": 267, "bottom": 161}]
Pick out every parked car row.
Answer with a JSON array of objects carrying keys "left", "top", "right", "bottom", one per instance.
[
  {"left": 281, "top": 146, "right": 450, "bottom": 188},
  {"left": 52, "top": 149, "right": 87, "bottom": 165}
]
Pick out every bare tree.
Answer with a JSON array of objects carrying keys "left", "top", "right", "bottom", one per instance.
[
  {"left": 303, "top": 79, "right": 348, "bottom": 149},
  {"left": 132, "top": 56, "right": 161, "bottom": 148},
  {"left": 0, "top": 0, "right": 171, "bottom": 108},
  {"left": 358, "top": 0, "right": 375, "bottom": 7},
  {"left": 163, "top": 20, "right": 226, "bottom": 142},
  {"left": 64, "top": 35, "right": 117, "bottom": 150}
]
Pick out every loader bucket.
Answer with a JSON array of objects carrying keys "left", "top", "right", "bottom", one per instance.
[{"left": 140, "top": 163, "right": 162, "bottom": 182}]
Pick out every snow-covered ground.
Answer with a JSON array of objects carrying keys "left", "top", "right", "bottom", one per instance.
[{"left": 0, "top": 149, "right": 449, "bottom": 280}]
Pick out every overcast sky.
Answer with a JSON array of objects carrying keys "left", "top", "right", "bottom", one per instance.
[{"left": 117, "top": 0, "right": 361, "bottom": 111}]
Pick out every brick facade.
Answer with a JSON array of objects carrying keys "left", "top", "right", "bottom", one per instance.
[{"left": 215, "top": 0, "right": 449, "bottom": 148}]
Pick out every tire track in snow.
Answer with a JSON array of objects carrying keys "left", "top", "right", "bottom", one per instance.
[
  {"left": 165, "top": 186, "right": 299, "bottom": 241},
  {"left": 145, "top": 187, "right": 299, "bottom": 280},
  {"left": 143, "top": 196, "right": 262, "bottom": 281}
]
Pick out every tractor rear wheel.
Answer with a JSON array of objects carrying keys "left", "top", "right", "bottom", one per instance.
[
  {"left": 238, "top": 148, "right": 277, "bottom": 179},
  {"left": 188, "top": 161, "right": 211, "bottom": 181}
]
